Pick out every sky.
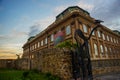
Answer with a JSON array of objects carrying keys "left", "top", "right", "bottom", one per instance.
[{"left": 0, "top": 0, "right": 120, "bottom": 59}]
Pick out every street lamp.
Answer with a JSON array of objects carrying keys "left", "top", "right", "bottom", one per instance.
[{"left": 73, "top": 20, "right": 103, "bottom": 80}]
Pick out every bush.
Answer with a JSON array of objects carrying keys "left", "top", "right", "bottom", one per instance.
[
  {"left": 56, "top": 40, "right": 77, "bottom": 49},
  {"left": 56, "top": 40, "right": 72, "bottom": 49}
]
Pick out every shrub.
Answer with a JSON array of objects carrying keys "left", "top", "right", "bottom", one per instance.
[
  {"left": 56, "top": 40, "right": 77, "bottom": 49},
  {"left": 56, "top": 40, "right": 72, "bottom": 49}
]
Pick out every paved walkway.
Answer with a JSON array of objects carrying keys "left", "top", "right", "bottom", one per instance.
[{"left": 94, "top": 73, "right": 120, "bottom": 80}]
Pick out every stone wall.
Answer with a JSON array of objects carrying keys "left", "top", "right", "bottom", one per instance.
[
  {"left": 92, "top": 59, "right": 120, "bottom": 77},
  {"left": 15, "top": 58, "right": 29, "bottom": 70},
  {"left": 31, "top": 48, "right": 72, "bottom": 80},
  {"left": 0, "top": 59, "right": 15, "bottom": 69},
  {"left": 1, "top": 48, "right": 120, "bottom": 80},
  {"left": 29, "top": 48, "right": 120, "bottom": 80}
]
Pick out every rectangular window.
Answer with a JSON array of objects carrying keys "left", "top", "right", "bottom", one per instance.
[
  {"left": 100, "top": 45, "right": 104, "bottom": 54},
  {"left": 35, "top": 44, "right": 36, "bottom": 49},
  {"left": 102, "top": 33, "right": 105, "bottom": 40},
  {"left": 97, "top": 31, "right": 101, "bottom": 37},
  {"left": 107, "top": 35, "right": 109, "bottom": 41},
  {"left": 51, "top": 34, "right": 54, "bottom": 41},
  {"left": 105, "top": 46, "right": 108, "bottom": 54},
  {"left": 83, "top": 24, "right": 87, "bottom": 33},
  {"left": 38, "top": 42, "right": 40, "bottom": 47},
  {"left": 114, "top": 38, "right": 116, "bottom": 43},
  {"left": 91, "top": 28, "right": 95, "bottom": 35},
  {"left": 41, "top": 40, "right": 43, "bottom": 46},
  {"left": 66, "top": 25, "right": 71, "bottom": 35},
  {"left": 45, "top": 37, "right": 47, "bottom": 44},
  {"left": 32, "top": 45, "right": 34, "bottom": 50},
  {"left": 94, "top": 43, "right": 98, "bottom": 55}
]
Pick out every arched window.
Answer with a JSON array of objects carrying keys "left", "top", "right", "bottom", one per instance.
[
  {"left": 83, "top": 24, "right": 88, "bottom": 33},
  {"left": 94, "top": 43, "right": 98, "bottom": 55},
  {"left": 66, "top": 25, "right": 71, "bottom": 35},
  {"left": 100, "top": 45, "right": 104, "bottom": 54}
]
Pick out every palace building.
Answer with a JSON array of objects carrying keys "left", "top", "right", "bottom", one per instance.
[
  {"left": 21, "top": 6, "right": 120, "bottom": 79},
  {"left": 22, "top": 6, "right": 120, "bottom": 60}
]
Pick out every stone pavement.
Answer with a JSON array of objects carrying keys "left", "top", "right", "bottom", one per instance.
[{"left": 94, "top": 73, "right": 120, "bottom": 80}]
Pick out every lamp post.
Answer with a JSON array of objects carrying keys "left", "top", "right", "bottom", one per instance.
[{"left": 73, "top": 20, "right": 103, "bottom": 80}]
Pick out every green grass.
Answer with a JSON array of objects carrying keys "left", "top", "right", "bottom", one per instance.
[{"left": 0, "top": 69, "right": 60, "bottom": 80}]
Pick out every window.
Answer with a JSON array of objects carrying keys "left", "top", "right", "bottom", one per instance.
[
  {"left": 32, "top": 55, "right": 34, "bottom": 58},
  {"left": 116, "top": 39, "right": 118, "bottom": 44},
  {"left": 32, "top": 45, "right": 34, "bottom": 50},
  {"left": 105, "top": 46, "right": 108, "bottom": 54},
  {"left": 38, "top": 42, "right": 40, "bottom": 47},
  {"left": 91, "top": 28, "right": 95, "bottom": 35},
  {"left": 98, "top": 31, "right": 101, "bottom": 37},
  {"left": 35, "top": 44, "right": 37, "bottom": 49},
  {"left": 102, "top": 33, "right": 105, "bottom": 40},
  {"left": 88, "top": 43, "right": 91, "bottom": 54},
  {"left": 100, "top": 45, "right": 104, "bottom": 54},
  {"left": 45, "top": 37, "right": 47, "bottom": 44},
  {"left": 51, "top": 34, "right": 54, "bottom": 41},
  {"left": 109, "top": 47, "right": 112, "bottom": 54},
  {"left": 66, "top": 25, "right": 71, "bottom": 35},
  {"left": 114, "top": 38, "right": 116, "bottom": 43},
  {"left": 94, "top": 43, "right": 98, "bottom": 55},
  {"left": 110, "top": 37, "right": 113, "bottom": 42},
  {"left": 41, "top": 40, "right": 43, "bottom": 46},
  {"left": 107, "top": 35, "right": 109, "bottom": 41},
  {"left": 83, "top": 24, "right": 87, "bottom": 33}
]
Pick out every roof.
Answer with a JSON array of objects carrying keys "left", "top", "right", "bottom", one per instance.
[{"left": 56, "top": 6, "right": 90, "bottom": 19}]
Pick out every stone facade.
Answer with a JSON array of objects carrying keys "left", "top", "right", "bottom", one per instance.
[
  {"left": 31, "top": 48, "right": 72, "bottom": 80},
  {"left": 22, "top": 48, "right": 120, "bottom": 80},
  {"left": 21, "top": 6, "right": 120, "bottom": 79}
]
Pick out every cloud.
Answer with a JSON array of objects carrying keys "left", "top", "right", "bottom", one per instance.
[
  {"left": 0, "top": 30, "right": 28, "bottom": 42},
  {"left": 0, "top": 29, "right": 27, "bottom": 59},
  {"left": 28, "top": 16, "right": 55, "bottom": 37},
  {"left": 11, "top": 29, "right": 28, "bottom": 37},
  {"left": 0, "top": 43, "right": 23, "bottom": 59},
  {"left": 89, "top": 0, "right": 120, "bottom": 31},
  {"left": 77, "top": 1, "right": 94, "bottom": 11},
  {"left": 54, "top": 6, "right": 68, "bottom": 15},
  {"left": 0, "top": 53, "right": 17, "bottom": 59},
  {"left": 53, "top": 0, "right": 94, "bottom": 15},
  {"left": 28, "top": 24, "right": 41, "bottom": 37}
]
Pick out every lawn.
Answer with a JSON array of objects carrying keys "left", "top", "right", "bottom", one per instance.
[{"left": 0, "top": 69, "right": 60, "bottom": 80}]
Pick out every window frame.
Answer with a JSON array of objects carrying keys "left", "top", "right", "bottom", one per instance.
[
  {"left": 41, "top": 40, "right": 43, "bottom": 46},
  {"left": 94, "top": 43, "right": 98, "bottom": 56},
  {"left": 83, "top": 24, "right": 88, "bottom": 33},
  {"left": 50, "top": 34, "right": 54, "bottom": 42},
  {"left": 65, "top": 25, "right": 71, "bottom": 35}
]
